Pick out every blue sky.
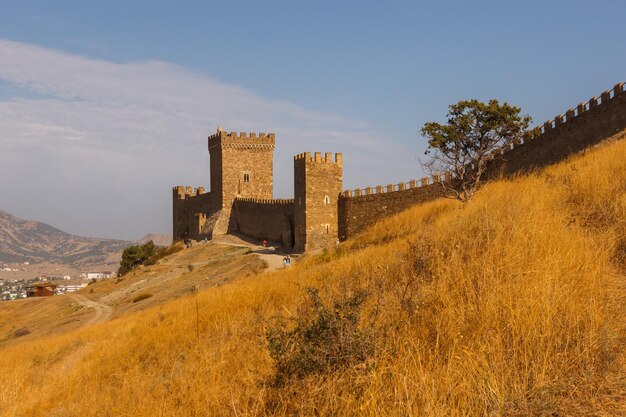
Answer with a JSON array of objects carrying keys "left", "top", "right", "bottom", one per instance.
[{"left": 1, "top": 1, "right": 625, "bottom": 240}]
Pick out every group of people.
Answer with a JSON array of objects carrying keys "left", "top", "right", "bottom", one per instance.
[{"left": 261, "top": 239, "right": 292, "bottom": 268}]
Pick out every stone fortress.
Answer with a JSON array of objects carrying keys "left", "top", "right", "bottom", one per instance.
[
  {"left": 173, "top": 129, "right": 342, "bottom": 252},
  {"left": 174, "top": 82, "right": 626, "bottom": 252}
]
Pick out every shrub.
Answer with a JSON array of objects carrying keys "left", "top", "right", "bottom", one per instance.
[
  {"left": 118, "top": 241, "right": 157, "bottom": 276},
  {"left": 144, "top": 244, "right": 183, "bottom": 266},
  {"left": 12, "top": 327, "right": 31, "bottom": 338},
  {"left": 132, "top": 293, "right": 153, "bottom": 303},
  {"left": 118, "top": 242, "right": 183, "bottom": 276},
  {"left": 266, "top": 288, "right": 374, "bottom": 386}
]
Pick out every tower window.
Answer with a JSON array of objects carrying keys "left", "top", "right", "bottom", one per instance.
[
  {"left": 243, "top": 173, "right": 250, "bottom": 183},
  {"left": 325, "top": 224, "right": 330, "bottom": 234},
  {"left": 323, "top": 195, "right": 330, "bottom": 205}
]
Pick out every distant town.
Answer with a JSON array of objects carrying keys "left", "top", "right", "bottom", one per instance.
[{"left": 0, "top": 261, "right": 116, "bottom": 301}]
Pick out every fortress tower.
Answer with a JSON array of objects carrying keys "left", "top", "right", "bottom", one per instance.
[
  {"left": 208, "top": 130, "right": 275, "bottom": 235},
  {"left": 293, "top": 152, "right": 343, "bottom": 252}
]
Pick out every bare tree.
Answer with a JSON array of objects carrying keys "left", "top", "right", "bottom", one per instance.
[{"left": 420, "top": 99, "right": 533, "bottom": 202}]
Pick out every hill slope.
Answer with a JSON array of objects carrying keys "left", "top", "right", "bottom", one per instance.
[
  {"left": 0, "top": 136, "right": 624, "bottom": 416},
  {"left": 0, "top": 242, "right": 266, "bottom": 349},
  {"left": 0, "top": 210, "right": 130, "bottom": 267},
  {"left": 137, "top": 233, "right": 172, "bottom": 246}
]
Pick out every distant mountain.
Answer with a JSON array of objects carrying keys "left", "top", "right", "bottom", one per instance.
[
  {"left": 137, "top": 234, "right": 172, "bottom": 247},
  {"left": 0, "top": 210, "right": 131, "bottom": 267}
]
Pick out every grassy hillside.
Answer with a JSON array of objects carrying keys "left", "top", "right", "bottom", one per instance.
[
  {"left": 1, "top": 137, "right": 625, "bottom": 416},
  {"left": 0, "top": 243, "right": 265, "bottom": 349}
]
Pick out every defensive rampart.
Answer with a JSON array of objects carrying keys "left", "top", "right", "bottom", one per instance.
[
  {"left": 338, "top": 178, "right": 449, "bottom": 240},
  {"left": 230, "top": 198, "right": 295, "bottom": 247},
  {"left": 494, "top": 82, "right": 626, "bottom": 174},
  {"left": 172, "top": 186, "right": 214, "bottom": 241},
  {"left": 339, "top": 82, "right": 626, "bottom": 240}
]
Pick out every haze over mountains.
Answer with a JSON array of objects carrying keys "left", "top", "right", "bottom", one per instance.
[
  {"left": 137, "top": 234, "right": 172, "bottom": 247},
  {"left": 0, "top": 209, "right": 131, "bottom": 267}
]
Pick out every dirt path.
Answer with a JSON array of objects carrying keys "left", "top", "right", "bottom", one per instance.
[
  {"left": 71, "top": 294, "right": 113, "bottom": 326},
  {"left": 252, "top": 248, "right": 288, "bottom": 271},
  {"left": 211, "top": 236, "right": 292, "bottom": 272}
]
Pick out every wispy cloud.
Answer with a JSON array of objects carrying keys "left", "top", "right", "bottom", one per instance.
[{"left": 0, "top": 39, "right": 416, "bottom": 239}]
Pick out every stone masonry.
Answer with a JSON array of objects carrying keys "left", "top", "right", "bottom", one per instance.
[
  {"left": 294, "top": 152, "right": 343, "bottom": 252},
  {"left": 173, "top": 127, "right": 342, "bottom": 252},
  {"left": 174, "top": 81, "right": 626, "bottom": 252},
  {"left": 338, "top": 82, "right": 626, "bottom": 239},
  {"left": 208, "top": 130, "right": 275, "bottom": 235}
]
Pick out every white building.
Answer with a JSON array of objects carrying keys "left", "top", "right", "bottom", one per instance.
[{"left": 85, "top": 272, "right": 115, "bottom": 280}]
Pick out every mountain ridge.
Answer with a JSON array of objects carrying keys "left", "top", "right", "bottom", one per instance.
[
  {"left": 0, "top": 209, "right": 131, "bottom": 267},
  {"left": 137, "top": 233, "right": 172, "bottom": 247}
]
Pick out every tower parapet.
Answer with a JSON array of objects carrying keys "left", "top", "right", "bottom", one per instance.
[
  {"left": 294, "top": 152, "right": 342, "bottom": 164},
  {"left": 173, "top": 185, "right": 207, "bottom": 199},
  {"left": 208, "top": 131, "right": 275, "bottom": 151}
]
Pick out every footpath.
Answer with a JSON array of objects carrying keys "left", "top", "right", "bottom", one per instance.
[{"left": 210, "top": 234, "right": 294, "bottom": 272}]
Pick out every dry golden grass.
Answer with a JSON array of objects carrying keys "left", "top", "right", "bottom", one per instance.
[
  {"left": 84, "top": 242, "right": 265, "bottom": 318},
  {"left": 1, "top": 137, "right": 625, "bottom": 416},
  {"left": 0, "top": 243, "right": 265, "bottom": 351},
  {"left": 0, "top": 295, "right": 92, "bottom": 348}
]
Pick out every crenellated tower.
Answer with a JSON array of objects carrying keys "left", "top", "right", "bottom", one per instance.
[
  {"left": 208, "top": 130, "right": 275, "bottom": 235},
  {"left": 293, "top": 152, "right": 343, "bottom": 252}
]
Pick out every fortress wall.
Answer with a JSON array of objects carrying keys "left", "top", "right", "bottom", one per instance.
[
  {"left": 493, "top": 82, "right": 626, "bottom": 174},
  {"left": 338, "top": 179, "right": 448, "bottom": 240},
  {"left": 231, "top": 198, "right": 295, "bottom": 248},
  {"left": 339, "top": 82, "right": 626, "bottom": 240},
  {"left": 172, "top": 186, "right": 214, "bottom": 241}
]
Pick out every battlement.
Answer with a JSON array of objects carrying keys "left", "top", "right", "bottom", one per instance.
[
  {"left": 173, "top": 185, "right": 207, "bottom": 200},
  {"left": 234, "top": 197, "right": 295, "bottom": 205},
  {"left": 208, "top": 130, "right": 276, "bottom": 150},
  {"left": 341, "top": 173, "right": 451, "bottom": 198},
  {"left": 497, "top": 82, "right": 625, "bottom": 154},
  {"left": 343, "top": 81, "right": 625, "bottom": 198},
  {"left": 294, "top": 152, "right": 342, "bottom": 164}
]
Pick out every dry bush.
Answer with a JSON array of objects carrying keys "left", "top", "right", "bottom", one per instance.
[
  {"left": 132, "top": 293, "right": 153, "bottom": 303},
  {"left": 266, "top": 288, "right": 374, "bottom": 385},
  {"left": 11, "top": 327, "right": 30, "bottom": 338}
]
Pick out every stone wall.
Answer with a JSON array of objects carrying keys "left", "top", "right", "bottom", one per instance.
[
  {"left": 172, "top": 186, "right": 214, "bottom": 241},
  {"left": 338, "top": 82, "right": 626, "bottom": 240},
  {"left": 493, "top": 82, "right": 626, "bottom": 175},
  {"left": 294, "top": 152, "right": 343, "bottom": 252},
  {"left": 230, "top": 198, "right": 295, "bottom": 248},
  {"left": 338, "top": 179, "right": 449, "bottom": 240}
]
